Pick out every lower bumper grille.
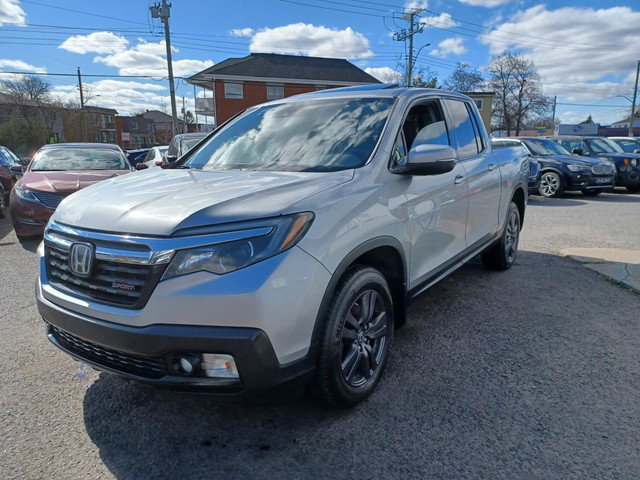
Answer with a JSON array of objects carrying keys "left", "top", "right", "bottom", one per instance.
[{"left": 49, "top": 325, "right": 167, "bottom": 379}]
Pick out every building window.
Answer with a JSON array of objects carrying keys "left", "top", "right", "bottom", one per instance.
[
  {"left": 267, "top": 85, "right": 284, "bottom": 100},
  {"left": 108, "top": 132, "right": 115, "bottom": 142},
  {"left": 133, "top": 136, "right": 139, "bottom": 144},
  {"left": 107, "top": 115, "right": 113, "bottom": 123},
  {"left": 92, "top": 114, "right": 98, "bottom": 126},
  {"left": 93, "top": 133, "right": 100, "bottom": 142},
  {"left": 148, "top": 123, "right": 154, "bottom": 133},
  {"left": 473, "top": 99, "right": 484, "bottom": 110},
  {"left": 131, "top": 121, "right": 138, "bottom": 130},
  {"left": 224, "top": 82, "right": 243, "bottom": 99}
]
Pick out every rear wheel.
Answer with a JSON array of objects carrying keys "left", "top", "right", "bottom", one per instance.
[
  {"left": 538, "top": 171, "right": 564, "bottom": 198},
  {"left": 482, "top": 201, "right": 520, "bottom": 271},
  {"left": 315, "top": 266, "right": 394, "bottom": 408}
]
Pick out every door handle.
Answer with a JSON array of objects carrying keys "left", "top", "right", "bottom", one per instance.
[
  {"left": 454, "top": 174, "right": 465, "bottom": 185},
  {"left": 488, "top": 163, "right": 496, "bottom": 171}
]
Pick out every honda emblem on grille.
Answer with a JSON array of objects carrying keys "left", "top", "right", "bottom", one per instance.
[{"left": 69, "top": 243, "right": 94, "bottom": 277}]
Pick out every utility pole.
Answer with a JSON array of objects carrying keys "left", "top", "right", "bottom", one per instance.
[
  {"left": 193, "top": 84, "right": 199, "bottom": 132},
  {"left": 551, "top": 95, "right": 557, "bottom": 133},
  {"left": 182, "top": 95, "right": 186, "bottom": 132},
  {"left": 151, "top": 0, "right": 178, "bottom": 136},
  {"left": 77, "top": 67, "right": 87, "bottom": 142},
  {"left": 629, "top": 60, "right": 639, "bottom": 137},
  {"left": 394, "top": 8, "right": 425, "bottom": 88}
]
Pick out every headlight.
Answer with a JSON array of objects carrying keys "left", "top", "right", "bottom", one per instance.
[
  {"left": 567, "top": 165, "right": 589, "bottom": 172},
  {"left": 631, "top": 158, "right": 637, "bottom": 167},
  {"left": 162, "top": 212, "right": 314, "bottom": 279},
  {"left": 15, "top": 183, "right": 41, "bottom": 203}
]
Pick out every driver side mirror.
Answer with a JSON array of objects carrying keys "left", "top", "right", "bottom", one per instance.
[
  {"left": 135, "top": 163, "right": 148, "bottom": 170},
  {"left": 391, "top": 144, "right": 457, "bottom": 175},
  {"left": 572, "top": 148, "right": 584, "bottom": 155},
  {"left": 10, "top": 164, "right": 24, "bottom": 174},
  {"left": 165, "top": 154, "right": 178, "bottom": 163}
]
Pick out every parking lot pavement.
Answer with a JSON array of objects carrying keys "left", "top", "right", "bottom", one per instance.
[{"left": 1, "top": 190, "right": 639, "bottom": 479}]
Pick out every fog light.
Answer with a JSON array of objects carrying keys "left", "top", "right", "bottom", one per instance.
[
  {"left": 201, "top": 354, "right": 239, "bottom": 379},
  {"left": 172, "top": 353, "right": 201, "bottom": 376}
]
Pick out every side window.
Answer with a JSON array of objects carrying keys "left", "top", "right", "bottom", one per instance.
[
  {"left": 443, "top": 99, "right": 479, "bottom": 158},
  {"left": 401, "top": 100, "right": 449, "bottom": 152}
]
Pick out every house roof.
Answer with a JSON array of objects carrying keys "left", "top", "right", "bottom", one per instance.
[
  {"left": 141, "top": 110, "right": 185, "bottom": 125},
  {"left": 188, "top": 53, "right": 380, "bottom": 85}
]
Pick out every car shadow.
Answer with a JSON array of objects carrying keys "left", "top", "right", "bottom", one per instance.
[
  {"left": 81, "top": 250, "right": 640, "bottom": 479},
  {"left": 0, "top": 212, "right": 40, "bottom": 251}
]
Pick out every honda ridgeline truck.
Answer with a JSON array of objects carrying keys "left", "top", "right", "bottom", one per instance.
[{"left": 36, "top": 85, "right": 528, "bottom": 407}]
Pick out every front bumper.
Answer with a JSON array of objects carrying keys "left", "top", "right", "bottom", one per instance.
[
  {"left": 40, "top": 298, "right": 315, "bottom": 398},
  {"left": 564, "top": 172, "right": 615, "bottom": 191},
  {"left": 615, "top": 168, "right": 640, "bottom": 187},
  {"left": 9, "top": 190, "right": 53, "bottom": 237}
]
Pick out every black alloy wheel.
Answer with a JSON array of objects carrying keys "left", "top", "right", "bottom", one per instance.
[
  {"left": 316, "top": 266, "right": 393, "bottom": 407},
  {"left": 482, "top": 201, "right": 521, "bottom": 271}
]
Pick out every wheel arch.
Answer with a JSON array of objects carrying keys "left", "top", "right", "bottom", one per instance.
[
  {"left": 308, "top": 237, "right": 408, "bottom": 360},
  {"left": 510, "top": 186, "right": 526, "bottom": 228}
]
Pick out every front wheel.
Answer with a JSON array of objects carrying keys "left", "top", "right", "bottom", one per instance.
[
  {"left": 538, "top": 171, "right": 564, "bottom": 198},
  {"left": 482, "top": 201, "right": 521, "bottom": 271},
  {"left": 315, "top": 266, "right": 394, "bottom": 408}
]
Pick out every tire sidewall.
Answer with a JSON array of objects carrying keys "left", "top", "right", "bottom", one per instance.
[
  {"left": 319, "top": 267, "right": 394, "bottom": 406},
  {"left": 501, "top": 202, "right": 520, "bottom": 267}
]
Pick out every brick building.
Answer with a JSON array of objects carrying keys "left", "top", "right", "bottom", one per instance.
[
  {"left": 116, "top": 115, "right": 156, "bottom": 149},
  {"left": 187, "top": 53, "right": 380, "bottom": 126}
]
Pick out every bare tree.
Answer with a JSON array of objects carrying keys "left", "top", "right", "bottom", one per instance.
[
  {"left": 411, "top": 66, "right": 439, "bottom": 88},
  {"left": 0, "top": 75, "right": 53, "bottom": 145},
  {"left": 443, "top": 63, "right": 485, "bottom": 92},
  {"left": 488, "top": 52, "right": 552, "bottom": 136}
]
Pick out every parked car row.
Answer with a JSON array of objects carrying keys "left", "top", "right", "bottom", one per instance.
[{"left": 492, "top": 135, "right": 640, "bottom": 198}]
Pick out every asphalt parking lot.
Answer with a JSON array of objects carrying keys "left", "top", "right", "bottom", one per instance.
[{"left": 1, "top": 191, "right": 639, "bottom": 480}]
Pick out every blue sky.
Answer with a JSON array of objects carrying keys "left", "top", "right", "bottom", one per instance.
[{"left": 1, "top": 0, "right": 639, "bottom": 126}]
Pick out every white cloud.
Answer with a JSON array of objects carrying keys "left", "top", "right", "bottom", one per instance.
[
  {"left": 249, "top": 23, "right": 373, "bottom": 59},
  {"left": 429, "top": 37, "right": 467, "bottom": 58},
  {"left": 51, "top": 79, "right": 185, "bottom": 116},
  {"left": 0, "top": 59, "right": 45, "bottom": 72},
  {"left": 480, "top": 5, "right": 640, "bottom": 100},
  {"left": 422, "top": 12, "right": 460, "bottom": 29},
  {"left": 59, "top": 31, "right": 129, "bottom": 55},
  {"left": 405, "top": 1, "right": 428, "bottom": 10},
  {"left": 85, "top": 38, "right": 213, "bottom": 77},
  {"left": 365, "top": 67, "right": 402, "bottom": 83},
  {"left": 230, "top": 28, "right": 255, "bottom": 38},
  {"left": 0, "top": 0, "right": 25, "bottom": 25},
  {"left": 458, "top": 0, "right": 512, "bottom": 7}
]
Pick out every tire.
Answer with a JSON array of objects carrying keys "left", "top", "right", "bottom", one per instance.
[
  {"left": 0, "top": 197, "right": 5, "bottom": 219},
  {"left": 538, "top": 171, "right": 564, "bottom": 198},
  {"left": 481, "top": 201, "right": 521, "bottom": 271},
  {"left": 625, "top": 185, "right": 640, "bottom": 193},
  {"left": 315, "top": 266, "right": 394, "bottom": 408},
  {"left": 582, "top": 190, "right": 601, "bottom": 196}
]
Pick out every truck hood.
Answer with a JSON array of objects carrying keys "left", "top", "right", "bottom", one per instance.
[{"left": 52, "top": 168, "right": 354, "bottom": 236}]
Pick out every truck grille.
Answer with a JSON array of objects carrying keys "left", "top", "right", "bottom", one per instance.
[
  {"left": 33, "top": 191, "right": 64, "bottom": 210},
  {"left": 46, "top": 244, "right": 152, "bottom": 307},
  {"left": 49, "top": 325, "right": 167, "bottom": 379}
]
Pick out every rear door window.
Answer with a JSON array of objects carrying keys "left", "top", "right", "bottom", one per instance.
[{"left": 443, "top": 99, "right": 480, "bottom": 159}]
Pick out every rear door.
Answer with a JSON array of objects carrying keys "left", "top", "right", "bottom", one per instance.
[{"left": 442, "top": 98, "right": 502, "bottom": 246}]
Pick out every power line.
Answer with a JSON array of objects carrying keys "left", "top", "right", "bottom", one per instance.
[{"left": 20, "top": 0, "right": 149, "bottom": 26}]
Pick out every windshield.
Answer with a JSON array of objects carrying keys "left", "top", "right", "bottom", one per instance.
[
  {"left": 613, "top": 139, "right": 640, "bottom": 153},
  {"left": 30, "top": 148, "right": 128, "bottom": 171},
  {"left": 585, "top": 138, "right": 624, "bottom": 154},
  {"left": 185, "top": 97, "right": 395, "bottom": 172},
  {"left": 523, "top": 138, "right": 571, "bottom": 156}
]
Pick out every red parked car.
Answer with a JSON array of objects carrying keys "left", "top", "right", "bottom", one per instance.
[{"left": 10, "top": 143, "right": 133, "bottom": 238}]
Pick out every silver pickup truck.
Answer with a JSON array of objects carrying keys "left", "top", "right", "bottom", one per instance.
[{"left": 36, "top": 85, "right": 528, "bottom": 407}]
